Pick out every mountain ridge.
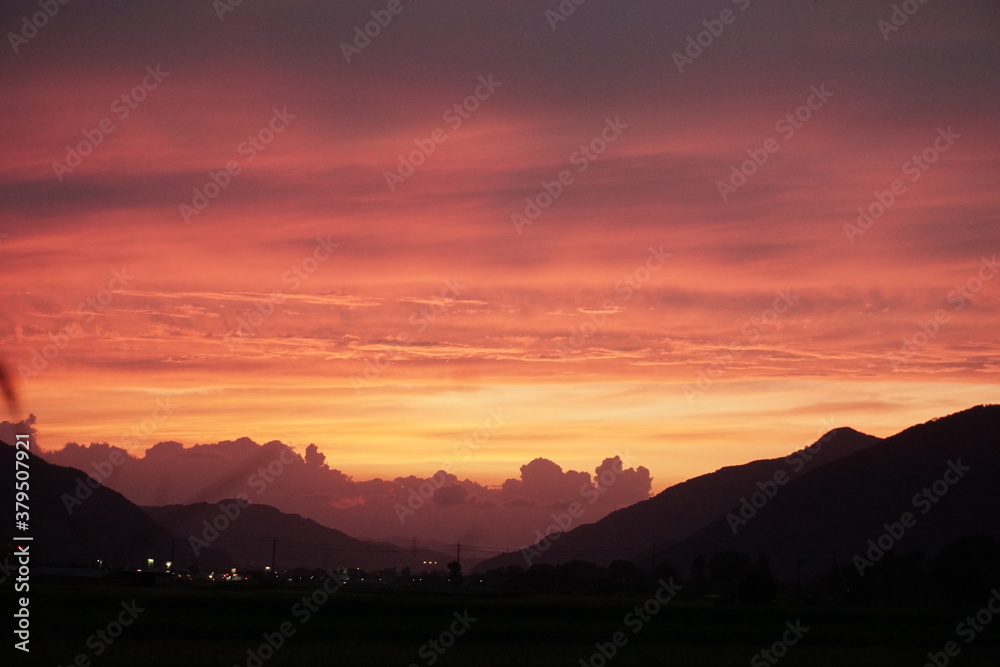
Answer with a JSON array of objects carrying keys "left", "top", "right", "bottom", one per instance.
[{"left": 475, "top": 405, "right": 999, "bottom": 577}]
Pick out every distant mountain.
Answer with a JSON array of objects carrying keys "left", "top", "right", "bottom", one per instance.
[
  {"left": 0, "top": 440, "right": 447, "bottom": 572},
  {"left": 475, "top": 406, "right": 999, "bottom": 580},
  {"left": 144, "top": 501, "right": 449, "bottom": 571},
  {"left": 0, "top": 440, "right": 183, "bottom": 569}
]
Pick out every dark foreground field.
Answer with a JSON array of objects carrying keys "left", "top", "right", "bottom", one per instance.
[{"left": 18, "top": 581, "right": 1000, "bottom": 667}]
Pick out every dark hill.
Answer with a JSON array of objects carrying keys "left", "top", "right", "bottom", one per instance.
[
  {"left": 0, "top": 440, "right": 181, "bottom": 569},
  {"left": 476, "top": 406, "right": 1000, "bottom": 580},
  {"left": 0, "top": 440, "right": 446, "bottom": 572},
  {"left": 475, "top": 426, "right": 881, "bottom": 571},
  {"left": 144, "top": 500, "right": 448, "bottom": 571},
  {"left": 666, "top": 404, "right": 1000, "bottom": 580}
]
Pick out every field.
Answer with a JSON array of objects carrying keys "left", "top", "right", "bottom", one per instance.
[{"left": 20, "top": 581, "right": 1000, "bottom": 667}]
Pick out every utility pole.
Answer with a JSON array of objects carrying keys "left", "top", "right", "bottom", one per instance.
[
  {"left": 456, "top": 543, "right": 461, "bottom": 567},
  {"left": 271, "top": 539, "right": 277, "bottom": 572}
]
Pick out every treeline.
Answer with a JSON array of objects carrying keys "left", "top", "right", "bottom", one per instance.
[{"left": 474, "top": 534, "right": 1000, "bottom": 605}]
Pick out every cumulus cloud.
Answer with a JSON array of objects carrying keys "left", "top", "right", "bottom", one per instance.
[
  {"left": 593, "top": 456, "right": 654, "bottom": 508},
  {"left": 0, "top": 414, "right": 36, "bottom": 447},
  {"left": 500, "top": 458, "right": 591, "bottom": 505},
  {"left": 35, "top": 434, "right": 653, "bottom": 549},
  {"left": 433, "top": 484, "right": 469, "bottom": 507}
]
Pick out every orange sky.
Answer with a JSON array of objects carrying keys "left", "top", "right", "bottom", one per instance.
[{"left": 1, "top": 0, "right": 998, "bottom": 492}]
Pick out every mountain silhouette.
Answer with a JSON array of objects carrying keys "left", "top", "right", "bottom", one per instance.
[
  {"left": 144, "top": 500, "right": 449, "bottom": 571},
  {"left": 0, "top": 440, "right": 183, "bottom": 568},
  {"left": 476, "top": 405, "right": 999, "bottom": 580},
  {"left": 665, "top": 404, "right": 1000, "bottom": 580},
  {"left": 7, "top": 405, "right": 998, "bottom": 581},
  {"left": 0, "top": 440, "right": 447, "bottom": 572}
]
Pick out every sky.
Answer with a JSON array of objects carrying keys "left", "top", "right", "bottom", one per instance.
[{"left": 1, "top": 0, "right": 999, "bottom": 528}]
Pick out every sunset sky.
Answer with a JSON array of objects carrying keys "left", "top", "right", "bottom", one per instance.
[{"left": 2, "top": 0, "right": 998, "bottom": 496}]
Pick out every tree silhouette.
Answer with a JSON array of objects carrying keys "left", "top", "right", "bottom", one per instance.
[
  {"left": 609, "top": 559, "right": 645, "bottom": 594},
  {"left": 446, "top": 559, "right": 463, "bottom": 587},
  {"left": 738, "top": 553, "right": 776, "bottom": 604},
  {"left": 708, "top": 551, "right": 751, "bottom": 599},
  {"left": 930, "top": 535, "right": 1000, "bottom": 603}
]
